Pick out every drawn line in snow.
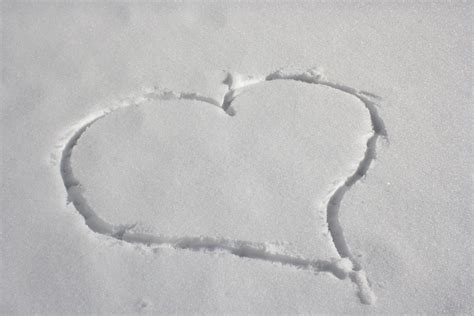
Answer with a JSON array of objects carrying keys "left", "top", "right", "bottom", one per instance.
[{"left": 58, "top": 68, "right": 386, "bottom": 305}]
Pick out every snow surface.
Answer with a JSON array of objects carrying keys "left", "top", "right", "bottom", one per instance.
[
  {"left": 72, "top": 81, "right": 371, "bottom": 259},
  {"left": 1, "top": 2, "right": 472, "bottom": 314}
]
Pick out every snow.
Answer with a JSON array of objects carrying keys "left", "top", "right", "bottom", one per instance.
[
  {"left": 1, "top": 2, "right": 472, "bottom": 314},
  {"left": 72, "top": 81, "right": 371, "bottom": 260}
]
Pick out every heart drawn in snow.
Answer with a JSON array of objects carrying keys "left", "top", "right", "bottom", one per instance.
[{"left": 59, "top": 68, "right": 386, "bottom": 305}]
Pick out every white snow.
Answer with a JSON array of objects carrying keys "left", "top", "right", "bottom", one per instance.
[
  {"left": 1, "top": 2, "right": 472, "bottom": 314},
  {"left": 72, "top": 81, "right": 371, "bottom": 260}
]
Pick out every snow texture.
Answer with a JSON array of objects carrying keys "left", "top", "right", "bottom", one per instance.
[{"left": 1, "top": 2, "right": 472, "bottom": 314}]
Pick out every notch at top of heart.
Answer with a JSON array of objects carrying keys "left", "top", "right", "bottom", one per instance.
[{"left": 169, "top": 67, "right": 327, "bottom": 111}]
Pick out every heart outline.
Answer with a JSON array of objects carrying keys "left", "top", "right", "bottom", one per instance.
[{"left": 58, "top": 68, "right": 387, "bottom": 305}]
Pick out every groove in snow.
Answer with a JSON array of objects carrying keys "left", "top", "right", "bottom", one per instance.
[{"left": 58, "top": 68, "right": 386, "bottom": 305}]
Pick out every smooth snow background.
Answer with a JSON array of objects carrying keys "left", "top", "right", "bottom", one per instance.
[{"left": 1, "top": 2, "right": 472, "bottom": 314}]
